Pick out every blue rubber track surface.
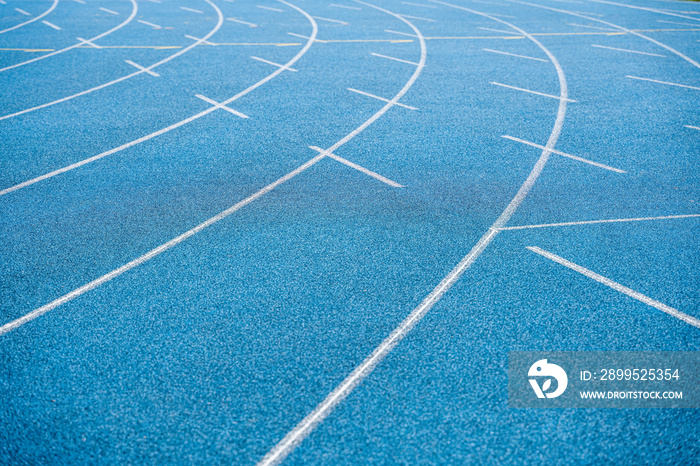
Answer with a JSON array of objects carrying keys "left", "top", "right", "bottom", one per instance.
[{"left": 1, "top": 0, "right": 699, "bottom": 463}]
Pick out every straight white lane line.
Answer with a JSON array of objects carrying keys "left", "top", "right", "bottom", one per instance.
[
  {"left": 77, "top": 37, "right": 102, "bottom": 48},
  {"left": 257, "top": 5, "right": 283, "bottom": 12},
  {"left": 288, "top": 32, "right": 326, "bottom": 42},
  {"left": 385, "top": 28, "right": 417, "bottom": 37},
  {"left": 479, "top": 26, "right": 521, "bottom": 35},
  {"left": 347, "top": 87, "right": 418, "bottom": 110},
  {"left": 0, "top": 0, "right": 317, "bottom": 197},
  {"left": 138, "top": 19, "right": 162, "bottom": 29},
  {"left": 15, "top": 8, "right": 31, "bottom": 15},
  {"left": 500, "top": 213, "right": 700, "bottom": 230},
  {"left": 491, "top": 82, "right": 577, "bottom": 102},
  {"left": 371, "top": 52, "right": 419, "bottom": 65},
  {"left": 1, "top": 0, "right": 58, "bottom": 34},
  {"left": 185, "top": 34, "right": 217, "bottom": 45},
  {"left": 251, "top": 55, "right": 298, "bottom": 71},
  {"left": 309, "top": 146, "right": 404, "bottom": 187},
  {"left": 502, "top": 135, "right": 626, "bottom": 173},
  {"left": 0, "top": 1, "right": 138, "bottom": 73},
  {"left": 527, "top": 246, "right": 700, "bottom": 329},
  {"left": 42, "top": 20, "right": 61, "bottom": 30},
  {"left": 657, "top": 19, "right": 700, "bottom": 27},
  {"left": 330, "top": 4, "right": 361, "bottom": 10},
  {"left": 402, "top": 1, "right": 437, "bottom": 7},
  {"left": 626, "top": 75, "right": 700, "bottom": 91},
  {"left": 180, "top": 6, "right": 204, "bottom": 13},
  {"left": 483, "top": 48, "right": 547, "bottom": 62},
  {"left": 685, "top": 125, "right": 700, "bottom": 131},
  {"left": 99, "top": 7, "right": 119, "bottom": 15},
  {"left": 73, "top": 0, "right": 86, "bottom": 3},
  {"left": 228, "top": 17, "right": 258, "bottom": 27},
  {"left": 311, "top": 15, "right": 348, "bottom": 25},
  {"left": 591, "top": 44, "right": 665, "bottom": 57},
  {"left": 125, "top": 59, "right": 160, "bottom": 76},
  {"left": 588, "top": 0, "right": 700, "bottom": 23},
  {"left": 567, "top": 22, "right": 617, "bottom": 31},
  {"left": 257, "top": 2, "right": 426, "bottom": 463},
  {"left": 397, "top": 13, "right": 435, "bottom": 22}
]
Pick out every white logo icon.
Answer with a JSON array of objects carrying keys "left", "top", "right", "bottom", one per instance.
[{"left": 528, "top": 359, "right": 568, "bottom": 399}]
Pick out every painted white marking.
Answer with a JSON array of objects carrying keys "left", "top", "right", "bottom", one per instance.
[
  {"left": 15, "top": 8, "right": 31, "bottom": 15},
  {"left": 228, "top": 17, "right": 258, "bottom": 27},
  {"left": 195, "top": 94, "right": 249, "bottom": 118},
  {"left": 0, "top": 1, "right": 6, "bottom": 4},
  {"left": 180, "top": 6, "right": 204, "bottom": 13},
  {"left": 146, "top": 0, "right": 161, "bottom": 3},
  {"left": 125, "top": 59, "right": 160, "bottom": 76},
  {"left": 402, "top": 1, "right": 437, "bottom": 8},
  {"left": 385, "top": 28, "right": 417, "bottom": 37},
  {"left": 1, "top": 0, "right": 58, "bottom": 35},
  {"left": 545, "top": 0, "right": 582, "bottom": 4},
  {"left": 42, "top": 20, "right": 61, "bottom": 30},
  {"left": 685, "top": 125, "right": 700, "bottom": 131},
  {"left": 588, "top": 0, "right": 700, "bottom": 23},
  {"left": 567, "top": 22, "right": 616, "bottom": 31},
  {"left": 185, "top": 34, "right": 217, "bottom": 45},
  {"left": 73, "top": 0, "right": 86, "bottom": 3},
  {"left": 0, "top": 0, "right": 317, "bottom": 196},
  {"left": 503, "top": 135, "right": 625, "bottom": 172},
  {"left": 491, "top": 82, "right": 577, "bottom": 102},
  {"left": 657, "top": 19, "right": 700, "bottom": 27},
  {"left": 251, "top": 55, "right": 297, "bottom": 71},
  {"left": 348, "top": 87, "right": 418, "bottom": 110},
  {"left": 626, "top": 75, "right": 700, "bottom": 91},
  {"left": 483, "top": 48, "right": 547, "bottom": 62},
  {"left": 77, "top": 36, "right": 102, "bottom": 48},
  {"left": 501, "top": 213, "right": 700, "bottom": 230},
  {"left": 257, "top": 5, "right": 283, "bottom": 12},
  {"left": 330, "top": 4, "right": 361, "bottom": 10},
  {"left": 591, "top": 44, "right": 665, "bottom": 57},
  {"left": 311, "top": 15, "right": 348, "bottom": 25},
  {"left": 527, "top": 246, "right": 700, "bottom": 329},
  {"left": 138, "top": 19, "right": 162, "bottom": 29},
  {"left": 371, "top": 52, "right": 419, "bottom": 65},
  {"left": 483, "top": 12, "right": 516, "bottom": 18},
  {"left": 288, "top": 31, "right": 326, "bottom": 42},
  {"left": 99, "top": 7, "right": 119, "bottom": 15},
  {"left": 309, "top": 146, "right": 404, "bottom": 187},
  {"left": 479, "top": 26, "right": 521, "bottom": 35},
  {"left": 397, "top": 13, "right": 435, "bottom": 22}
]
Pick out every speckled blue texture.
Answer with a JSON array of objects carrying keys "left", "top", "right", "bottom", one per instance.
[{"left": 1, "top": 0, "right": 699, "bottom": 464}]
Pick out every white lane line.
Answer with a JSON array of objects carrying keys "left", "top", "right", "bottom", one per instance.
[
  {"left": 500, "top": 213, "right": 700, "bottom": 231},
  {"left": 76, "top": 36, "right": 102, "bottom": 48},
  {"left": 125, "top": 59, "right": 160, "bottom": 76},
  {"left": 251, "top": 55, "right": 297, "bottom": 71},
  {"left": 228, "top": 17, "right": 258, "bottom": 27},
  {"left": 491, "top": 82, "right": 577, "bottom": 102},
  {"left": 0, "top": 152, "right": 328, "bottom": 338},
  {"left": 485, "top": 12, "right": 516, "bottom": 18},
  {"left": 483, "top": 48, "right": 547, "bottom": 62},
  {"left": 348, "top": 87, "right": 418, "bottom": 110},
  {"left": 288, "top": 32, "right": 327, "bottom": 42},
  {"left": 479, "top": 26, "right": 521, "bottom": 35},
  {"left": 42, "top": 20, "right": 61, "bottom": 30},
  {"left": 588, "top": 0, "right": 700, "bottom": 23},
  {"left": 257, "top": 5, "right": 283, "bottom": 12},
  {"left": 309, "top": 146, "right": 404, "bottom": 187},
  {"left": 15, "top": 8, "right": 31, "bottom": 16},
  {"left": 1, "top": 0, "right": 58, "bottom": 35},
  {"left": 626, "top": 75, "right": 700, "bottom": 90},
  {"left": 146, "top": 0, "right": 161, "bottom": 3},
  {"left": 0, "top": 1, "right": 6, "bottom": 5},
  {"left": 685, "top": 125, "right": 700, "bottom": 131},
  {"left": 180, "top": 6, "right": 204, "bottom": 13},
  {"left": 567, "top": 22, "right": 617, "bottom": 31},
  {"left": 527, "top": 246, "right": 700, "bottom": 329},
  {"left": 330, "top": 4, "right": 361, "bottom": 10},
  {"left": 385, "top": 28, "right": 418, "bottom": 37},
  {"left": 73, "top": 0, "right": 86, "bottom": 3},
  {"left": 195, "top": 94, "right": 249, "bottom": 118},
  {"left": 0, "top": 0, "right": 317, "bottom": 197},
  {"left": 0, "top": 1, "right": 138, "bottom": 73},
  {"left": 502, "top": 135, "right": 625, "bottom": 173},
  {"left": 402, "top": 1, "right": 437, "bottom": 7},
  {"left": 99, "top": 7, "right": 119, "bottom": 15},
  {"left": 138, "top": 19, "right": 162, "bottom": 29},
  {"left": 657, "top": 19, "right": 700, "bottom": 27},
  {"left": 512, "top": 1, "right": 700, "bottom": 69},
  {"left": 591, "top": 44, "right": 665, "bottom": 57},
  {"left": 185, "top": 34, "right": 217, "bottom": 45},
  {"left": 371, "top": 52, "right": 419, "bottom": 65},
  {"left": 397, "top": 13, "right": 435, "bottom": 22},
  {"left": 311, "top": 16, "right": 348, "bottom": 25}
]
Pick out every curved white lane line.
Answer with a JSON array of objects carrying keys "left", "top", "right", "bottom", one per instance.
[
  {"left": 0, "top": 0, "right": 225, "bottom": 121},
  {"left": 0, "top": 0, "right": 59, "bottom": 35},
  {"left": 0, "top": 0, "right": 139, "bottom": 74},
  {"left": 256, "top": 2, "right": 570, "bottom": 464},
  {"left": 0, "top": 1, "right": 318, "bottom": 334},
  {"left": 588, "top": 0, "right": 700, "bottom": 23},
  {"left": 257, "top": 1, "right": 428, "bottom": 464},
  {"left": 512, "top": 0, "right": 700, "bottom": 69}
]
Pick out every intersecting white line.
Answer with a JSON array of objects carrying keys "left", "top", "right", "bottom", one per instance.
[
  {"left": 77, "top": 36, "right": 102, "bottom": 48},
  {"left": 195, "top": 94, "right": 249, "bottom": 118},
  {"left": 251, "top": 56, "right": 297, "bottom": 71},
  {"left": 527, "top": 247, "right": 700, "bottom": 329},
  {"left": 309, "top": 146, "right": 404, "bottom": 187},
  {"left": 185, "top": 34, "right": 217, "bottom": 45},
  {"left": 125, "top": 60, "right": 160, "bottom": 76},
  {"left": 348, "top": 87, "right": 418, "bottom": 109},
  {"left": 500, "top": 214, "right": 700, "bottom": 230}
]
